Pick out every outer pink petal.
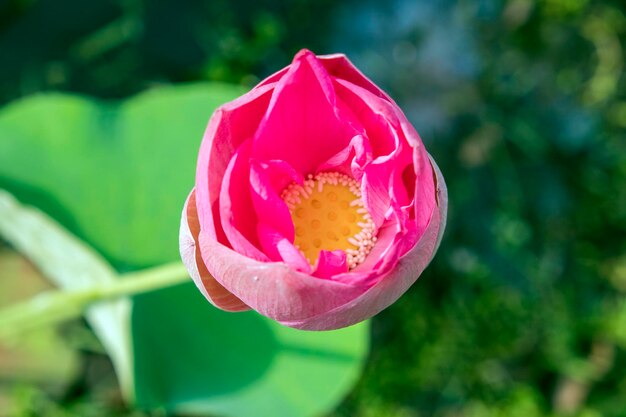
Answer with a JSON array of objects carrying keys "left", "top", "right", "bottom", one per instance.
[
  {"left": 409, "top": 131, "right": 437, "bottom": 238},
  {"left": 179, "top": 190, "right": 249, "bottom": 312},
  {"left": 195, "top": 82, "right": 275, "bottom": 244},
  {"left": 197, "top": 232, "right": 369, "bottom": 324},
  {"left": 280, "top": 155, "right": 447, "bottom": 330}
]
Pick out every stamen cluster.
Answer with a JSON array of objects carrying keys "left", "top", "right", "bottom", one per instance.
[{"left": 281, "top": 172, "right": 377, "bottom": 269}]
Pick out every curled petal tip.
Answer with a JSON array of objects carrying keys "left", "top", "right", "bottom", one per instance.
[{"left": 293, "top": 48, "right": 318, "bottom": 61}]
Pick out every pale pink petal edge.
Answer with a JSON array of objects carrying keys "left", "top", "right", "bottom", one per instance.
[
  {"left": 197, "top": 231, "right": 368, "bottom": 323},
  {"left": 180, "top": 189, "right": 250, "bottom": 312}
]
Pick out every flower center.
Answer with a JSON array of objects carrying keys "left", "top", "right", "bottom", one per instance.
[{"left": 281, "top": 172, "right": 377, "bottom": 269}]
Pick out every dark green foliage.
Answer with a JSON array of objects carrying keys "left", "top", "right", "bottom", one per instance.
[{"left": 0, "top": 0, "right": 337, "bottom": 102}]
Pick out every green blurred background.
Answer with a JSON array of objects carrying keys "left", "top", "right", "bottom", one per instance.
[{"left": 1, "top": 0, "right": 626, "bottom": 416}]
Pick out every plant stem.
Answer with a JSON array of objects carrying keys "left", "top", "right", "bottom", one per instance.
[{"left": 0, "top": 262, "right": 189, "bottom": 342}]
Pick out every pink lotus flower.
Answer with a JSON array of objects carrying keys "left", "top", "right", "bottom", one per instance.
[{"left": 179, "top": 49, "right": 447, "bottom": 330}]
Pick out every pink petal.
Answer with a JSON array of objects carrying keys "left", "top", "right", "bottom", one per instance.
[
  {"left": 249, "top": 159, "right": 301, "bottom": 243},
  {"left": 195, "top": 82, "right": 275, "bottom": 245},
  {"left": 333, "top": 76, "right": 436, "bottom": 237},
  {"left": 219, "top": 140, "right": 269, "bottom": 261},
  {"left": 251, "top": 50, "right": 363, "bottom": 175},
  {"left": 280, "top": 155, "right": 447, "bottom": 330},
  {"left": 314, "top": 250, "right": 349, "bottom": 279},
  {"left": 361, "top": 161, "right": 395, "bottom": 228},
  {"left": 316, "top": 134, "right": 373, "bottom": 180},
  {"left": 410, "top": 133, "right": 437, "bottom": 238},
  {"left": 179, "top": 190, "right": 249, "bottom": 312},
  {"left": 257, "top": 223, "right": 312, "bottom": 273},
  {"left": 333, "top": 78, "right": 415, "bottom": 228},
  {"left": 249, "top": 159, "right": 319, "bottom": 273},
  {"left": 333, "top": 79, "right": 400, "bottom": 158},
  {"left": 397, "top": 165, "right": 416, "bottom": 209},
  {"left": 353, "top": 212, "right": 403, "bottom": 274},
  {"left": 359, "top": 141, "right": 411, "bottom": 230}
]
